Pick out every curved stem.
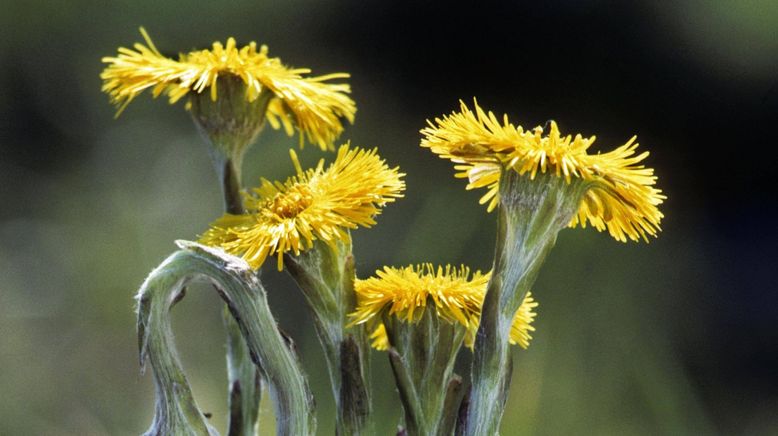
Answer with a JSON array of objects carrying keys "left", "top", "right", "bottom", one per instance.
[
  {"left": 136, "top": 285, "right": 216, "bottom": 436},
  {"left": 137, "top": 242, "right": 316, "bottom": 436},
  {"left": 211, "top": 154, "right": 263, "bottom": 436},
  {"left": 189, "top": 77, "right": 275, "bottom": 434}
]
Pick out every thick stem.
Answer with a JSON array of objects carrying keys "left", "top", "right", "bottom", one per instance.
[
  {"left": 464, "top": 171, "right": 586, "bottom": 435},
  {"left": 211, "top": 155, "right": 263, "bottom": 436},
  {"left": 384, "top": 306, "right": 465, "bottom": 436},
  {"left": 213, "top": 157, "right": 262, "bottom": 436},
  {"left": 339, "top": 335, "right": 371, "bottom": 436},
  {"left": 137, "top": 242, "right": 316, "bottom": 436},
  {"left": 284, "top": 239, "right": 372, "bottom": 436},
  {"left": 137, "top": 287, "right": 217, "bottom": 436},
  {"left": 190, "top": 76, "right": 275, "bottom": 435}
]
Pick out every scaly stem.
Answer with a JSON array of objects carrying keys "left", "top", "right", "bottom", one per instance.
[
  {"left": 137, "top": 243, "right": 316, "bottom": 436},
  {"left": 384, "top": 305, "right": 465, "bottom": 436},
  {"left": 213, "top": 155, "right": 263, "bottom": 436},
  {"left": 137, "top": 242, "right": 316, "bottom": 436},
  {"left": 464, "top": 171, "right": 585, "bottom": 435},
  {"left": 284, "top": 238, "right": 372, "bottom": 436},
  {"left": 191, "top": 75, "right": 274, "bottom": 435},
  {"left": 137, "top": 287, "right": 217, "bottom": 436}
]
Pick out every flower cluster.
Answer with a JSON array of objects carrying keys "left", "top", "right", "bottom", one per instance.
[
  {"left": 105, "top": 27, "right": 667, "bottom": 436},
  {"left": 200, "top": 145, "right": 405, "bottom": 270},
  {"left": 101, "top": 28, "right": 355, "bottom": 150},
  {"left": 421, "top": 100, "right": 665, "bottom": 242},
  {"left": 351, "top": 264, "right": 538, "bottom": 350}
]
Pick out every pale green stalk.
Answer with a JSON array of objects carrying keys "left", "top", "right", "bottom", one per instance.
[
  {"left": 384, "top": 304, "right": 464, "bottom": 436},
  {"left": 190, "top": 76, "right": 274, "bottom": 436},
  {"left": 136, "top": 241, "right": 316, "bottom": 436},
  {"left": 284, "top": 237, "right": 372, "bottom": 436},
  {"left": 463, "top": 170, "right": 586, "bottom": 435},
  {"left": 136, "top": 274, "right": 218, "bottom": 436},
  {"left": 214, "top": 155, "right": 262, "bottom": 436}
]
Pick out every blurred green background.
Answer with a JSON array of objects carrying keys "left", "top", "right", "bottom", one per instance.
[{"left": 1, "top": 1, "right": 776, "bottom": 434}]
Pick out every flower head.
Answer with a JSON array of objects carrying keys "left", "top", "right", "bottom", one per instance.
[
  {"left": 351, "top": 264, "right": 538, "bottom": 349},
  {"left": 200, "top": 144, "right": 405, "bottom": 270},
  {"left": 101, "top": 28, "right": 356, "bottom": 150},
  {"left": 421, "top": 100, "right": 665, "bottom": 242}
]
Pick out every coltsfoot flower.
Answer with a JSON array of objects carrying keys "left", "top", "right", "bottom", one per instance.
[
  {"left": 351, "top": 264, "right": 538, "bottom": 436},
  {"left": 350, "top": 264, "right": 538, "bottom": 350},
  {"left": 200, "top": 144, "right": 405, "bottom": 270},
  {"left": 101, "top": 28, "right": 356, "bottom": 151},
  {"left": 423, "top": 100, "right": 667, "bottom": 435},
  {"left": 421, "top": 100, "right": 665, "bottom": 242}
]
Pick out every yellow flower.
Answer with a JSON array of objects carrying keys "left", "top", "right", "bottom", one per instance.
[
  {"left": 200, "top": 144, "right": 405, "bottom": 270},
  {"left": 101, "top": 28, "right": 356, "bottom": 150},
  {"left": 421, "top": 100, "right": 665, "bottom": 242},
  {"left": 351, "top": 264, "right": 538, "bottom": 350}
]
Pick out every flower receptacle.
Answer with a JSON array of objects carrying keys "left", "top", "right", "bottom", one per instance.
[
  {"left": 190, "top": 75, "right": 274, "bottom": 175},
  {"left": 383, "top": 298, "right": 466, "bottom": 436}
]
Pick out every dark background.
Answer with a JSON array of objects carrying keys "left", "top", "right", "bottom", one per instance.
[{"left": 1, "top": 1, "right": 776, "bottom": 434}]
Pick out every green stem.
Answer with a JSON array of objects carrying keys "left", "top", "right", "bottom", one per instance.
[
  {"left": 190, "top": 77, "right": 275, "bottom": 435},
  {"left": 213, "top": 155, "right": 263, "bottom": 436},
  {"left": 136, "top": 287, "right": 217, "bottom": 436},
  {"left": 137, "top": 242, "right": 316, "bottom": 436},
  {"left": 284, "top": 239, "right": 372, "bottom": 436},
  {"left": 384, "top": 306, "right": 465, "bottom": 436},
  {"left": 218, "top": 157, "right": 244, "bottom": 216},
  {"left": 464, "top": 171, "right": 585, "bottom": 435}
]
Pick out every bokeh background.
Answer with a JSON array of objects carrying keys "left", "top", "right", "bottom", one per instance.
[{"left": 1, "top": 1, "right": 776, "bottom": 434}]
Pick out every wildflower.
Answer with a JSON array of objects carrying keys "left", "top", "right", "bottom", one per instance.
[
  {"left": 421, "top": 99, "right": 665, "bottom": 242},
  {"left": 351, "top": 264, "right": 487, "bottom": 330},
  {"left": 351, "top": 264, "right": 538, "bottom": 436},
  {"left": 200, "top": 144, "right": 405, "bottom": 270},
  {"left": 351, "top": 265, "right": 538, "bottom": 350},
  {"left": 101, "top": 28, "right": 356, "bottom": 151},
  {"left": 198, "top": 144, "right": 402, "bottom": 434},
  {"left": 422, "top": 100, "right": 666, "bottom": 435}
]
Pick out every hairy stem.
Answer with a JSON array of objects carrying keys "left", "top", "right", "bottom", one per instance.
[
  {"left": 464, "top": 171, "right": 585, "bottom": 435},
  {"left": 384, "top": 304, "right": 465, "bottom": 436},
  {"left": 284, "top": 239, "right": 372, "bottom": 435},
  {"left": 212, "top": 155, "right": 263, "bottom": 436},
  {"left": 137, "top": 242, "right": 316, "bottom": 436}
]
